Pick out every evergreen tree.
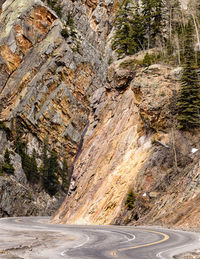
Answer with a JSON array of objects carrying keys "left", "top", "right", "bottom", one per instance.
[
  {"left": 141, "top": 0, "right": 163, "bottom": 48},
  {"left": 41, "top": 138, "right": 48, "bottom": 172},
  {"left": 130, "top": 3, "right": 146, "bottom": 51},
  {"left": 112, "top": 0, "right": 137, "bottom": 57},
  {"left": 125, "top": 189, "right": 136, "bottom": 210},
  {"left": 61, "top": 157, "right": 68, "bottom": 192},
  {"left": 42, "top": 150, "right": 60, "bottom": 196},
  {"left": 15, "top": 134, "right": 39, "bottom": 184},
  {"left": 142, "top": 52, "right": 152, "bottom": 66},
  {"left": 2, "top": 148, "right": 14, "bottom": 175},
  {"left": 151, "top": 0, "right": 163, "bottom": 40},
  {"left": 29, "top": 149, "right": 40, "bottom": 184},
  {"left": 177, "top": 22, "right": 200, "bottom": 129},
  {"left": 112, "top": 0, "right": 163, "bottom": 58}
]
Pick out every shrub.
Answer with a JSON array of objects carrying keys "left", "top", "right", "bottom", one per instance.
[
  {"left": 142, "top": 52, "right": 161, "bottom": 67},
  {"left": 61, "top": 28, "right": 70, "bottom": 39},
  {"left": 46, "top": 0, "right": 62, "bottom": 18},
  {"left": 142, "top": 53, "right": 152, "bottom": 66},
  {"left": 61, "top": 12, "right": 77, "bottom": 39}
]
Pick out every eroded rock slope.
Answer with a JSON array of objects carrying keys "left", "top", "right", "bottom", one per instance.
[
  {"left": 0, "top": 0, "right": 199, "bottom": 227},
  {"left": 53, "top": 59, "right": 200, "bottom": 228}
]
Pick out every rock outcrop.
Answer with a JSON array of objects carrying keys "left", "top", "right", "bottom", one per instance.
[
  {"left": 0, "top": 0, "right": 200, "bottom": 229},
  {"left": 52, "top": 59, "right": 200, "bottom": 228},
  {"left": 0, "top": 129, "right": 65, "bottom": 217},
  {"left": 0, "top": 0, "right": 113, "bottom": 216},
  {"left": 0, "top": 0, "right": 108, "bottom": 163}
]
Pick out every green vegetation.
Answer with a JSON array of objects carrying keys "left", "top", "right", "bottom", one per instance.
[
  {"left": 142, "top": 52, "right": 161, "bottom": 66},
  {"left": 15, "top": 136, "right": 40, "bottom": 184},
  {"left": 46, "top": 0, "right": 62, "bottom": 18},
  {"left": 61, "top": 28, "right": 70, "bottom": 39},
  {"left": 60, "top": 12, "right": 81, "bottom": 53},
  {"left": 0, "top": 122, "right": 12, "bottom": 139},
  {"left": 41, "top": 150, "right": 60, "bottom": 196},
  {"left": 119, "top": 59, "right": 142, "bottom": 69},
  {"left": 142, "top": 0, "right": 163, "bottom": 49},
  {"left": 40, "top": 140, "right": 69, "bottom": 195},
  {"left": 112, "top": 0, "right": 163, "bottom": 58},
  {"left": 112, "top": 0, "right": 141, "bottom": 57},
  {"left": 112, "top": 0, "right": 200, "bottom": 66},
  {"left": 0, "top": 119, "right": 68, "bottom": 195},
  {"left": 112, "top": 0, "right": 200, "bottom": 130},
  {"left": 2, "top": 149, "right": 14, "bottom": 175},
  {"left": 125, "top": 189, "right": 136, "bottom": 210},
  {"left": 177, "top": 22, "right": 200, "bottom": 130},
  {"left": 61, "top": 157, "right": 68, "bottom": 192},
  {"left": 42, "top": 150, "right": 59, "bottom": 196},
  {"left": 14, "top": 129, "right": 68, "bottom": 195},
  {"left": 61, "top": 12, "right": 77, "bottom": 39},
  {"left": 40, "top": 139, "right": 60, "bottom": 196}
]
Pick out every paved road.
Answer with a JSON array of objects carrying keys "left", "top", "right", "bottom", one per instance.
[{"left": 0, "top": 217, "right": 199, "bottom": 259}]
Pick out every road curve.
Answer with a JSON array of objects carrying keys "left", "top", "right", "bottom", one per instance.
[{"left": 0, "top": 217, "right": 199, "bottom": 259}]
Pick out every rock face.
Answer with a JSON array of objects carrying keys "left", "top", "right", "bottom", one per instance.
[
  {"left": 0, "top": 0, "right": 113, "bottom": 217},
  {"left": 0, "top": 0, "right": 110, "bottom": 164},
  {"left": 0, "top": 176, "right": 61, "bottom": 217},
  {"left": 0, "top": 0, "right": 200, "bottom": 228},
  {"left": 52, "top": 59, "right": 200, "bottom": 228},
  {"left": 0, "top": 130, "right": 65, "bottom": 217}
]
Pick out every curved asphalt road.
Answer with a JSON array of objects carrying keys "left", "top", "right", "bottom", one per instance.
[{"left": 0, "top": 217, "right": 199, "bottom": 259}]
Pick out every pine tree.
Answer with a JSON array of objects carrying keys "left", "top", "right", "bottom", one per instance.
[
  {"left": 177, "top": 22, "right": 200, "bottom": 129},
  {"left": 112, "top": 0, "right": 164, "bottom": 58},
  {"left": 29, "top": 149, "right": 40, "bottom": 184},
  {"left": 42, "top": 150, "right": 60, "bottom": 196},
  {"left": 15, "top": 135, "right": 40, "bottom": 184},
  {"left": 151, "top": 0, "right": 163, "bottom": 41},
  {"left": 125, "top": 189, "right": 136, "bottom": 210},
  {"left": 141, "top": 0, "right": 152, "bottom": 49},
  {"left": 141, "top": 0, "right": 163, "bottom": 48},
  {"left": 61, "top": 157, "right": 68, "bottom": 192},
  {"left": 2, "top": 148, "right": 14, "bottom": 175},
  {"left": 130, "top": 3, "right": 146, "bottom": 51},
  {"left": 112, "top": 0, "right": 137, "bottom": 57}
]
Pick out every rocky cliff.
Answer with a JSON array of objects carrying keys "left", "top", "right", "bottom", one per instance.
[
  {"left": 0, "top": 0, "right": 200, "bottom": 228},
  {"left": 52, "top": 57, "right": 200, "bottom": 227},
  {"left": 0, "top": 0, "right": 110, "bottom": 162},
  {"left": 0, "top": 0, "right": 113, "bottom": 216}
]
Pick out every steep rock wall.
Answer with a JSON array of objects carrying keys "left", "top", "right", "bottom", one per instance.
[
  {"left": 0, "top": 0, "right": 114, "bottom": 216},
  {"left": 53, "top": 59, "right": 199, "bottom": 227},
  {"left": 0, "top": 0, "right": 110, "bottom": 163}
]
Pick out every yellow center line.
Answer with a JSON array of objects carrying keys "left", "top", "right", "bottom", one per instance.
[
  {"left": 15, "top": 219, "right": 22, "bottom": 223},
  {"left": 111, "top": 229, "right": 169, "bottom": 257}
]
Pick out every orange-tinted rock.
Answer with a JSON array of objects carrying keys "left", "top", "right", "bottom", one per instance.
[
  {"left": 14, "top": 24, "right": 32, "bottom": 55},
  {"left": 85, "top": 0, "right": 98, "bottom": 9},
  {"left": 0, "top": 44, "right": 21, "bottom": 73},
  {"left": 25, "top": 6, "right": 56, "bottom": 43}
]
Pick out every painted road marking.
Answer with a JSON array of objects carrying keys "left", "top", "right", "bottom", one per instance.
[
  {"left": 111, "top": 229, "right": 169, "bottom": 257},
  {"left": 15, "top": 219, "right": 22, "bottom": 223},
  {"left": 92, "top": 229, "right": 135, "bottom": 244},
  {"left": 61, "top": 234, "right": 90, "bottom": 257},
  {"left": 156, "top": 243, "right": 193, "bottom": 258}
]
